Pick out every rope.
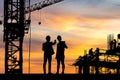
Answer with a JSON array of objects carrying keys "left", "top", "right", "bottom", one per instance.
[
  {"left": 38, "top": 10, "right": 42, "bottom": 25},
  {"left": 28, "top": 22, "right": 31, "bottom": 74},
  {"left": 28, "top": 0, "right": 31, "bottom": 74}
]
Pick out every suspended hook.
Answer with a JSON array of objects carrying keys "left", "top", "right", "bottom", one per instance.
[
  {"left": 38, "top": 21, "right": 41, "bottom": 25},
  {"left": 38, "top": 10, "right": 42, "bottom": 25}
]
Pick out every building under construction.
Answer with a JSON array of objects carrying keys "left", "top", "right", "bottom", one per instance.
[{"left": 73, "top": 34, "right": 120, "bottom": 74}]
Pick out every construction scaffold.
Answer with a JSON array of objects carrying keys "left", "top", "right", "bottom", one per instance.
[{"left": 73, "top": 34, "right": 120, "bottom": 74}]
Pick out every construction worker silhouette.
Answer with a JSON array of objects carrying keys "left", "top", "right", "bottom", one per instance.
[
  {"left": 95, "top": 48, "right": 100, "bottom": 74},
  {"left": 110, "top": 40, "right": 113, "bottom": 50},
  {"left": 113, "top": 39, "right": 116, "bottom": 50},
  {"left": 56, "top": 35, "right": 68, "bottom": 74},
  {"left": 42, "top": 35, "right": 56, "bottom": 74},
  {"left": 89, "top": 48, "right": 93, "bottom": 56}
]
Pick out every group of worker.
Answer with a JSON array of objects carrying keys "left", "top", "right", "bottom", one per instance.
[
  {"left": 88, "top": 48, "right": 100, "bottom": 57},
  {"left": 42, "top": 35, "right": 68, "bottom": 74},
  {"left": 110, "top": 39, "right": 120, "bottom": 53}
]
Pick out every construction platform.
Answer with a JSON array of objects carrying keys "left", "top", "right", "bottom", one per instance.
[{"left": 73, "top": 49, "right": 120, "bottom": 74}]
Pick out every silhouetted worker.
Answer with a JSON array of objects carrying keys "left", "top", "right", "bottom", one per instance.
[
  {"left": 89, "top": 48, "right": 93, "bottom": 56},
  {"left": 42, "top": 35, "right": 56, "bottom": 74},
  {"left": 95, "top": 48, "right": 99, "bottom": 74},
  {"left": 113, "top": 39, "right": 116, "bottom": 50},
  {"left": 56, "top": 35, "right": 68, "bottom": 74},
  {"left": 95, "top": 48, "right": 99, "bottom": 60},
  {"left": 116, "top": 43, "right": 120, "bottom": 53},
  {"left": 110, "top": 40, "right": 113, "bottom": 50}
]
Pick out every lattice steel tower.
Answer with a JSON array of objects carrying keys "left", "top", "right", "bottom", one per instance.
[
  {"left": 4, "top": 0, "right": 30, "bottom": 74},
  {"left": 4, "top": 0, "right": 63, "bottom": 74}
]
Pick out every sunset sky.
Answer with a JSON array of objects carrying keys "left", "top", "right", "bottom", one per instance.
[{"left": 0, "top": 0, "right": 120, "bottom": 74}]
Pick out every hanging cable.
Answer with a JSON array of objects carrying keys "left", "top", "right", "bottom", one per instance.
[
  {"left": 28, "top": 0, "right": 31, "bottom": 74},
  {"left": 28, "top": 18, "right": 31, "bottom": 74},
  {"left": 38, "top": 10, "right": 42, "bottom": 25}
]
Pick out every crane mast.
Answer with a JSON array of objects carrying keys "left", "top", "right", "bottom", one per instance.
[{"left": 4, "top": 0, "right": 63, "bottom": 74}]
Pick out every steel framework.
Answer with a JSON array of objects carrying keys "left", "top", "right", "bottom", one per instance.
[{"left": 4, "top": 0, "right": 63, "bottom": 74}]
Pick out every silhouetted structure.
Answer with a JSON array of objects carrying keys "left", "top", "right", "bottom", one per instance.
[
  {"left": 73, "top": 34, "right": 120, "bottom": 74},
  {"left": 42, "top": 35, "right": 56, "bottom": 74},
  {"left": 4, "top": 0, "right": 63, "bottom": 74},
  {"left": 56, "top": 35, "right": 68, "bottom": 74}
]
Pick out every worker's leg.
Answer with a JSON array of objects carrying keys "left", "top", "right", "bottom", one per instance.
[
  {"left": 43, "top": 55, "right": 47, "bottom": 74},
  {"left": 48, "top": 55, "right": 52, "bottom": 74},
  {"left": 61, "top": 58, "right": 65, "bottom": 74},
  {"left": 56, "top": 59, "right": 60, "bottom": 74}
]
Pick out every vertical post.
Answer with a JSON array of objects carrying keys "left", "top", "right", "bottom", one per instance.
[
  {"left": 78, "top": 66, "right": 82, "bottom": 74},
  {"left": 19, "top": 0, "right": 25, "bottom": 74},
  {"left": 95, "top": 48, "right": 99, "bottom": 74},
  {"left": 117, "top": 55, "right": 120, "bottom": 74},
  {"left": 4, "top": 0, "right": 8, "bottom": 74},
  {"left": 83, "top": 55, "right": 89, "bottom": 74},
  {"left": 4, "top": 0, "right": 25, "bottom": 74}
]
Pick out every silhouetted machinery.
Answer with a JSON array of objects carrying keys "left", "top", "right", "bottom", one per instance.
[{"left": 4, "top": 0, "right": 63, "bottom": 74}]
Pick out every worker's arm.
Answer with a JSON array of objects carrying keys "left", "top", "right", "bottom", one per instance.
[
  {"left": 42, "top": 43, "right": 45, "bottom": 51},
  {"left": 63, "top": 41, "right": 68, "bottom": 49},
  {"left": 52, "top": 40, "right": 56, "bottom": 45}
]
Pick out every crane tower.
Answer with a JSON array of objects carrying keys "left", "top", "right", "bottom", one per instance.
[{"left": 4, "top": 0, "right": 63, "bottom": 74}]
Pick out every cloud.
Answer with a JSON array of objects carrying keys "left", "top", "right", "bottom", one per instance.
[
  {"left": 78, "top": 0, "right": 106, "bottom": 5},
  {"left": 30, "top": 7, "right": 120, "bottom": 57},
  {"left": 62, "top": 0, "right": 120, "bottom": 19},
  {"left": 30, "top": 0, "right": 120, "bottom": 38},
  {"left": 16, "top": 0, "right": 120, "bottom": 60},
  {"left": 23, "top": 37, "right": 43, "bottom": 53}
]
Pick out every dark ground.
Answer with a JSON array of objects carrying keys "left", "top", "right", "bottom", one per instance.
[{"left": 0, "top": 74, "right": 120, "bottom": 80}]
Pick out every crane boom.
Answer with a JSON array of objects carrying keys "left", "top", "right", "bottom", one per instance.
[
  {"left": 4, "top": 0, "right": 63, "bottom": 74},
  {"left": 25, "top": 0, "right": 63, "bottom": 14}
]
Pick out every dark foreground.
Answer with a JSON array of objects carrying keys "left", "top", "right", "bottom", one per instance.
[{"left": 0, "top": 74, "right": 120, "bottom": 80}]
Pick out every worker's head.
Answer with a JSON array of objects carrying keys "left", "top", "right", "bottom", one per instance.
[
  {"left": 96, "top": 48, "right": 99, "bottom": 51},
  {"left": 46, "top": 35, "right": 51, "bottom": 42},
  {"left": 57, "top": 35, "right": 62, "bottom": 41},
  {"left": 91, "top": 48, "right": 93, "bottom": 50}
]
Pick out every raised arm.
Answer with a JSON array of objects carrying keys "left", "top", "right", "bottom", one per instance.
[
  {"left": 52, "top": 40, "right": 56, "bottom": 45},
  {"left": 63, "top": 41, "right": 68, "bottom": 49}
]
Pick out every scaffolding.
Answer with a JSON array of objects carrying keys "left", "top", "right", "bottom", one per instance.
[{"left": 73, "top": 34, "right": 120, "bottom": 74}]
